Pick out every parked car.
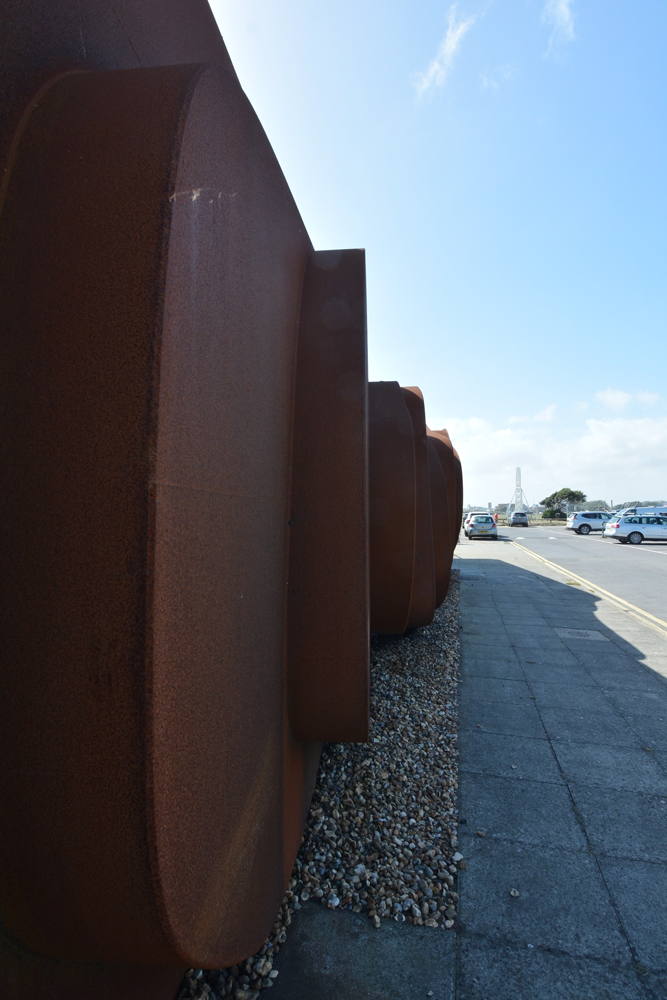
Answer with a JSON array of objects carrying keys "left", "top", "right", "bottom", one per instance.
[
  {"left": 466, "top": 514, "right": 497, "bottom": 540},
  {"left": 507, "top": 510, "right": 528, "bottom": 527},
  {"left": 565, "top": 511, "right": 613, "bottom": 535},
  {"left": 463, "top": 511, "right": 488, "bottom": 536},
  {"left": 603, "top": 514, "right": 667, "bottom": 545}
]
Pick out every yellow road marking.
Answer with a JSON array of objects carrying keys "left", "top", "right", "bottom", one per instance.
[{"left": 510, "top": 541, "right": 667, "bottom": 641}]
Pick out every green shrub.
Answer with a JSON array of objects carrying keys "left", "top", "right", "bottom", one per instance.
[{"left": 542, "top": 509, "right": 566, "bottom": 519}]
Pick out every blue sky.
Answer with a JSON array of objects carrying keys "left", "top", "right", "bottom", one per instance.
[{"left": 210, "top": 0, "right": 666, "bottom": 507}]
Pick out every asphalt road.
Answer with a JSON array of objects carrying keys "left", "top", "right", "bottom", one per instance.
[{"left": 461, "top": 524, "right": 667, "bottom": 625}]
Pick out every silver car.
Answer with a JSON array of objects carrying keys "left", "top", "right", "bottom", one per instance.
[
  {"left": 565, "top": 511, "right": 613, "bottom": 535},
  {"left": 603, "top": 514, "right": 667, "bottom": 545},
  {"left": 463, "top": 511, "right": 489, "bottom": 535},
  {"left": 467, "top": 514, "right": 497, "bottom": 540}
]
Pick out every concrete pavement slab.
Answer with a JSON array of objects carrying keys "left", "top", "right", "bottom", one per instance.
[
  {"left": 458, "top": 731, "right": 562, "bottom": 783},
  {"left": 539, "top": 706, "right": 642, "bottom": 748},
  {"left": 552, "top": 742, "right": 667, "bottom": 795},
  {"left": 461, "top": 635, "right": 514, "bottom": 649},
  {"left": 520, "top": 662, "right": 598, "bottom": 686},
  {"left": 269, "top": 902, "right": 456, "bottom": 1000},
  {"left": 457, "top": 839, "right": 630, "bottom": 963},
  {"left": 586, "top": 662, "right": 664, "bottom": 689},
  {"left": 458, "top": 773, "right": 587, "bottom": 851},
  {"left": 528, "top": 680, "right": 612, "bottom": 711},
  {"left": 456, "top": 938, "right": 646, "bottom": 1000},
  {"left": 460, "top": 657, "right": 525, "bottom": 680},
  {"left": 458, "top": 698, "right": 547, "bottom": 739},
  {"left": 624, "top": 713, "right": 667, "bottom": 758},
  {"left": 603, "top": 685, "right": 667, "bottom": 717},
  {"left": 514, "top": 648, "right": 580, "bottom": 666},
  {"left": 503, "top": 625, "right": 562, "bottom": 639},
  {"left": 595, "top": 671, "right": 667, "bottom": 695},
  {"left": 597, "top": 857, "right": 667, "bottom": 971},
  {"left": 460, "top": 676, "right": 533, "bottom": 703},
  {"left": 569, "top": 785, "right": 667, "bottom": 863}
]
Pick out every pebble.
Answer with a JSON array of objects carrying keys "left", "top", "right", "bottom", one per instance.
[
  {"left": 510, "top": 888, "right": 520, "bottom": 898},
  {"left": 176, "top": 574, "right": 460, "bottom": 997}
]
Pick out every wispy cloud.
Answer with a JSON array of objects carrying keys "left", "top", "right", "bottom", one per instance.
[
  {"left": 480, "top": 63, "right": 518, "bottom": 92},
  {"left": 542, "top": 0, "right": 575, "bottom": 54},
  {"left": 508, "top": 404, "right": 556, "bottom": 424},
  {"left": 415, "top": 4, "right": 476, "bottom": 99},
  {"left": 637, "top": 391, "right": 659, "bottom": 405},
  {"left": 595, "top": 388, "right": 632, "bottom": 411}
]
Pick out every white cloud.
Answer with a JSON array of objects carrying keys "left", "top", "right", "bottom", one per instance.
[
  {"left": 508, "top": 404, "right": 556, "bottom": 424},
  {"left": 480, "top": 63, "right": 518, "bottom": 92},
  {"left": 415, "top": 4, "right": 476, "bottom": 98},
  {"left": 542, "top": 0, "right": 575, "bottom": 53},
  {"left": 426, "top": 413, "right": 667, "bottom": 507},
  {"left": 637, "top": 391, "right": 659, "bottom": 405},
  {"left": 595, "top": 388, "right": 632, "bottom": 411}
]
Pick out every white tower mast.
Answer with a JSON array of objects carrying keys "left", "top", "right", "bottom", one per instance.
[{"left": 508, "top": 467, "right": 529, "bottom": 514}]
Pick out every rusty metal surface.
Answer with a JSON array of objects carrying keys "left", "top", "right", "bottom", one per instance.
[
  {"left": 0, "top": 0, "right": 463, "bottom": 993},
  {"left": 287, "top": 250, "right": 369, "bottom": 743},
  {"left": 0, "top": 925, "right": 185, "bottom": 1000},
  {"left": 0, "top": 0, "right": 234, "bottom": 188},
  {"left": 427, "top": 437, "right": 452, "bottom": 608},
  {"left": 429, "top": 427, "right": 463, "bottom": 557},
  {"left": 401, "top": 388, "right": 436, "bottom": 629},
  {"left": 368, "top": 382, "right": 416, "bottom": 634},
  {"left": 0, "top": 56, "right": 314, "bottom": 976},
  {"left": 368, "top": 391, "right": 463, "bottom": 634}
]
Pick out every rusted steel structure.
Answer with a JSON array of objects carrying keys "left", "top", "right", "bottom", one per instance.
[
  {"left": 0, "top": 2, "right": 461, "bottom": 998},
  {"left": 368, "top": 382, "right": 462, "bottom": 635}
]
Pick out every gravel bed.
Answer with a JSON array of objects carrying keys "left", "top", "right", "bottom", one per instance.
[{"left": 177, "top": 571, "right": 460, "bottom": 1000}]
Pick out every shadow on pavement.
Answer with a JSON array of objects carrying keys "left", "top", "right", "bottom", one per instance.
[{"left": 456, "top": 553, "right": 667, "bottom": 1000}]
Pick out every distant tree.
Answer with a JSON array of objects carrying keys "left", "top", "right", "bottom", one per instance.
[{"left": 540, "top": 488, "right": 587, "bottom": 514}]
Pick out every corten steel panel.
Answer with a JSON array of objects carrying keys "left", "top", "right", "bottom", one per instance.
[
  {"left": 0, "top": 0, "right": 235, "bottom": 185},
  {"left": 429, "top": 428, "right": 463, "bottom": 545},
  {"left": 426, "top": 437, "right": 452, "bottom": 608},
  {"left": 0, "top": 60, "right": 315, "bottom": 974},
  {"left": 368, "top": 382, "right": 416, "bottom": 634},
  {"left": 401, "top": 388, "right": 436, "bottom": 629},
  {"left": 0, "top": 926, "right": 184, "bottom": 1000},
  {"left": 287, "top": 250, "right": 369, "bottom": 743},
  {"left": 453, "top": 449, "right": 464, "bottom": 531}
]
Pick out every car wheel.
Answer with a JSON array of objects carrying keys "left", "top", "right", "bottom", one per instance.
[
  {"left": 579, "top": 524, "right": 591, "bottom": 535},
  {"left": 628, "top": 532, "right": 643, "bottom": 545}
]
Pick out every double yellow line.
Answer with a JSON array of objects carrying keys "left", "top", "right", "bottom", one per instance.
[{"left": 510, "top": 541, "right": 667, "bottom": 641}]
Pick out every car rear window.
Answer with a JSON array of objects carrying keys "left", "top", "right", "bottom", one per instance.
[
  {"left": 625, "top": 517, "right": 639, "bottom": 523},
  {"left": 473, "top": 516, "right": 493, "bottom": 523}
]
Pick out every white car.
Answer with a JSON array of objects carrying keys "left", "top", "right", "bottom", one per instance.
[
  {"left": 463, "top": 511, "right": 489, "bottom": 536},
  {"left": 466, "top": 514, "right": 498, "bottom": 540},
  {"left": 603, "top": 514, "right": 667, "bottom": 545},
  {"left": 565, "top": 511, "right": 613, "bottom": 535}
]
